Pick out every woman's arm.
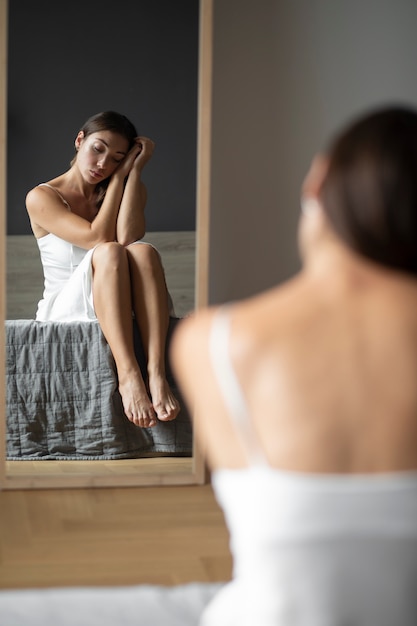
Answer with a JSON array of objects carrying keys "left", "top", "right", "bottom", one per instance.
[
  {"left": 26, "top": 172, "right": 127, "bottom": 248},
  {"left": 26, "top": 138, "right": 148, "bottom": 248},
  {"left": 116, "top": 136, "right": 155, "bottom": 246}
]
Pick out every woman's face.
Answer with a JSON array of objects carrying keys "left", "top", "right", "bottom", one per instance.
[{"left": 74, "top": 130, "right": 130, "bottom": 184}]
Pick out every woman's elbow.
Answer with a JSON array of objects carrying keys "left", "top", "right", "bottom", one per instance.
[{"left": 90, "top": 231, "right": 117, "bottom": 247}]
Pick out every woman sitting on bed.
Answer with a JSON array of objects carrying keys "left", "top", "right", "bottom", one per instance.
[
  {"left": 171, "top": 106, "right": 417, "bottom": 625},
  {"left": 26, "top": 111, "right": 179, "bottom": 429}
]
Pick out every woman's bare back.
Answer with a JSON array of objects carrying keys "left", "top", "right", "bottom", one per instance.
[
  {"left": 229, "top": 264, "right": 417, "bottom": 473},
  {"left": 175, "top": 255, "right": 417, "bottom": 474}
]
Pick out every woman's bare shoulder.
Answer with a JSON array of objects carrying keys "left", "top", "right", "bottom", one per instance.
[
  {"left": 170, "top": 307, "right": 219, "bottom": 364},
  {"left": 235, "top": 276, "right": 314, "bottom": 339},
  {"left": 26, "top": 180, "right": 56, "bottom": 205},
  {"left": 26, "top": 177, "right": 69, "bottom": 238},
  {"left": 172, "top": 277, "right": 309, "bottom": 360}
]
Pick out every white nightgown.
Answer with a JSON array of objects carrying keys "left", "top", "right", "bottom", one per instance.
[{"left": 200, "top": 308, "right": 417, "bottom": 626}]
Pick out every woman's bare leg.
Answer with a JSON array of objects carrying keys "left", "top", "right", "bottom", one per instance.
[
  {"left": 92, "top": 242, "right": 157, "bottom": 428},
  {"left": 126, "top": 242, "right": 180, "bottom": 422}
]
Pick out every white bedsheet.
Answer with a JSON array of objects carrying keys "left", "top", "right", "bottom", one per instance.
[{"left": 0, "top": 582, "right": 223, "bottom": 626}]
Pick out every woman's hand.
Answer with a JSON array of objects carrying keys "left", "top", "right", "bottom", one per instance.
[
  {"left": 114, "top": 137, "right": 155, "bottom": 181},
  {"left": 132, "top": 136, "right": 155, "bottom": 172}
]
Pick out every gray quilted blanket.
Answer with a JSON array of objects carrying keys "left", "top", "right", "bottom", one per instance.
[{"left": 6, "top": 319, "right": 192, "bottom": 460}]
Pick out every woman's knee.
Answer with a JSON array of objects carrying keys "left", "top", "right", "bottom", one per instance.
[
  {"left": 126, "top": 242, "right": 160, "bottom": 269},
  {"left": 92, "top": 241, "right": 127, "bottom": 271}
]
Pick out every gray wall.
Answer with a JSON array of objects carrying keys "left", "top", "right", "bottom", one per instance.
[
  {"left": 7, "top": 0, "right": 199, "bottom": 235},
  {"left": 208, "top": 0, "right": 417, "bottom": 305}
]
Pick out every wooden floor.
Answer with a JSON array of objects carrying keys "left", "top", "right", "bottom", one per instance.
[
  {"left": 2, "top": 233, "right": 232, "bottom": 590},
  {"left": 0, "top": 484, "right": 232, "bottom": 589}
]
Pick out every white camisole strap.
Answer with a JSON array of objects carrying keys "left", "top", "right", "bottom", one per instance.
[
  {"left": 38, "top": 183, "right": 71, "bottom": 210},
  {"left": 209, "top": 307, "right": 268, "bottom": 466}
]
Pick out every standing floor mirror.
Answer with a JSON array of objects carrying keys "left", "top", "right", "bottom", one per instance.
[{"left": 0, "top": 0, "right": 212, "bottom": 489}]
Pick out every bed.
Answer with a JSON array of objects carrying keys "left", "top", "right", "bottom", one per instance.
[{"left": 5, "top": 317, "right": 192, "bottom": 460}]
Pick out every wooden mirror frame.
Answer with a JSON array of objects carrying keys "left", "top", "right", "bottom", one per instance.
[{"left": 0, "top": 0, "right": 212, "bottom": 489}]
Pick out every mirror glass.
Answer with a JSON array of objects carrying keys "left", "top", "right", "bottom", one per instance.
[{"left": 1, "top": 0, "right": 210, "bottom": 488}]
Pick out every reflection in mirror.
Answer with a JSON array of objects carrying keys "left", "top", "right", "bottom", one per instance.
[{"left": 1, "top": 0, "right": 211, "bottom": 488}]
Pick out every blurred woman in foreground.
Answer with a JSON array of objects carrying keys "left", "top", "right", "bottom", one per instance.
[{"left": 172, "top": 106, "right": 417, "bottom": 625}]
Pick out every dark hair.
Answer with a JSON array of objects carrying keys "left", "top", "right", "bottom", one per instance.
[
  {"left": 320, "top": 106, "right": 417, "bottom": 276},
  {"left": 72, "top": 111, "right": 138, "bottom": 205},
  {"left": 78, "top": 110, "right": 138, "bottom": 148}
]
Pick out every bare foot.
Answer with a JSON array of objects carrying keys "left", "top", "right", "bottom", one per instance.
[
  {"left": 118, "top": 369, "right": 157, "bottom": 428},
  {"left": 148, "top": 374, "right": 180, "bottom": 422}
]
